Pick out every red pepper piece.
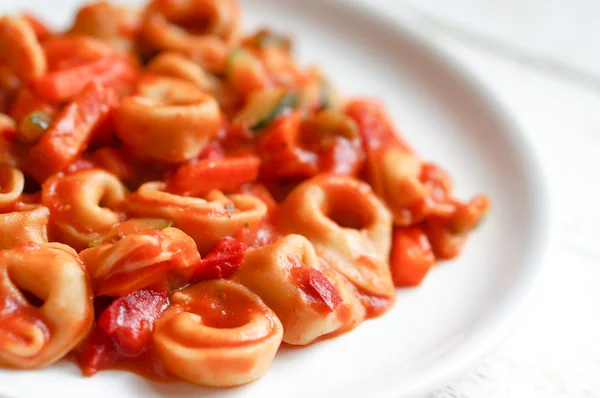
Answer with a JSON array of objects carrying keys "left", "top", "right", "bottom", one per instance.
[
  {"left": 97, "top": 289, "right": 169, "bottom": 356},
  {"left": 288, "top": 254, "right": 342, "bottom": 313},
  {"left": 193, "top": 237, "right": 245, "bottom": 280},
  {"left": 169, "top": 155, "right": 260, "bottom": 197},
  {"left": 23, "top": 81, "right": 118, "bottom": 182},
  {"left": 74, "top": 326, "right": 119, "bottom": 377},
  {"left": 390, "top": 226, "right": 435, "bottom": 287},
  {"left": 30, "top": 54, "right": 136, "bottom": 103}
]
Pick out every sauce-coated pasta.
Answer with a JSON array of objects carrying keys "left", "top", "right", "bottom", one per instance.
[{"left": 0, "top": 0, "right": 490, "bottom": 387}]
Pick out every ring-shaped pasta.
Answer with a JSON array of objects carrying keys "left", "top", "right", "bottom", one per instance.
[
  {"left": 42, "top": 169, "right": 128, "bottom": 250},
  {"left": 145, "top": 52, "right": 218, "bottom": 93},
  {"left": 0, "top": 165, "right": 24, "bottom": 210},
  {"left": 0, "top": 243, "right": 94, "bottom": 369},
  {"left": 80, "top": 227, "right": 201, "bottom": 296},
  {"left": 141, "top": 0, "right": 240, "bottom": 72},
  {"left": 124, "top": 181, "right": 267, "bottom": 254},
  {"left": 278, "top": 174, "right": 395, "bottom": 302},
  {"left": 153, "top": 279, "right": 283, "bottom": 387},
  {"left": 0, "top": 16, "right": 47, "bottom": 83},
  {"left": 0, "top": 205, "right": 49, "bottom": 250},
  {"left": 114, "top": 76, "right": 221, "bottom": 163},
  {"left": 379, "top": 147, "right": 455, "bottom": 225},
  {"left": 234, "top": 234, "right": 365, "bottom": 345},
  {"left": 67, "top": 1, "right": 141, "bottom": 55}
]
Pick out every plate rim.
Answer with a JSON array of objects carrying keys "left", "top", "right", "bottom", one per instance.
[
  {"left": 0, "top": 1, "right": 553, "bottom": 397},
  {"left": 336, "top": 2, "right": 553, "bottom": 396}
]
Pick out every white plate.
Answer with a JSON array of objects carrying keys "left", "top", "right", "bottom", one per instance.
[{"left": 0, "top": 1, "right": 551, "bottom": 397}]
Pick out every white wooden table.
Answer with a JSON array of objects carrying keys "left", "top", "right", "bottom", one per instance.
[{"left": 355, "top": 1, "right": 600, "bottom": 397}]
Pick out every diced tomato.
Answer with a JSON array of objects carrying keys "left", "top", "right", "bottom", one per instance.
[
  {"left": 316, "top": 137, "right": 364, "bottom": 176},
  {"left": 1, "top": 128, "right": 17, "bottom": 142},
  {"left": 75, "top": 326, "right": 119, "bottom": 376},
  {"left": 256, "top": 112, "right": 318, "bottom": 179},
  {"left": 193, "top": 237, "right": 245, "bottom": 280},
  {"left": 169, "top": 155, "right": 260, "bottom": 196},
  {"left": 344, "top": 99, "right": 411, "bottom": 153},
  {"left": 23, "top": 81, "right": 119, "bottom": 182},
  {"left": 299, "top": 110, "right": 364, "bottom": 176},
  {"left": 42, "top": 36, "right": 112, "bottom": 71},
  {"left": 356, "top": 291, "right": 395, "bottom": 319},
  {"left": 288, "top": 254, "right": 342, "bottom": 313},
  {"left": 97, "top": 290, "right": 169, "bottom": 356},
  {"left": 64, "top": 158, "right": 98, "bottom": 175},
  {"left": 197, "top": 142, "right": 225, "bottom": 160},
  {"left": 390, "top": 226, "right": 436, "bottom": 287},
  {"left": 30, "top": 54, "right": 136, "bottom": 103}
]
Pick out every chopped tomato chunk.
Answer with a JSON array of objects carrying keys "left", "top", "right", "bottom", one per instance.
[
  {"left": 288, "top": 254, "right": 342, "bottom": 313},
  {"left": 256, "top": 112, "right": 317, "bottom": 179},
  {"left": 390, "top": 226, "right": 436, "bottom": 287},
  {"left": 97, "top": 290, "right": 169, "bottom": 356},
  {"left": 344, "top": 99, "right": 411, "bottom": 153},
  {"left": 193, "top": 237, "right": 245, "bottom": 280},
  {"left": 75, "top": 326, "right": 119, "bottom": 377}
]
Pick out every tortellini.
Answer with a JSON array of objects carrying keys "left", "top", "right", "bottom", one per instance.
[
  {"left": 145, "top": 52, "right": 218, "bottom": 93},
  {"left": 0, "top": 205, "right": 50, "bottom": 250},
  {"left": 234, "top": 234, "right": 365, "bottom": 345},
  {"left": 0, "top": 15, "right": 47, "bottom": 83},
  {"left": 153, "top": 279, "right": 283, "bottom": 387},
  {"left": 42, "top": 169, "right": 128, "bottom": 251},
  {"left": 0, "top": 165, "right": 49, "bottom": 249},
  {"left": 141, "top": 0, "right": 241, "bottom": 72},
  {"left": 80, "top": 227, "right": 201, "bottom": 296},
  {"left": 375, "top": 147, "right": 454, "bottom": 225},
  {"left": 114, "top": 76, "right": 221, "bottom": 163},
  {"left": 68, "top": 1, "right": 141, "bottom": 54},
  {"left": 0, "top": 165, "right": 24, "bottom": 209},
  {"left": 0, "top": 0, "right": 490, "bottom": 386},
  {"left": 278, "top": 174, "right": 395, "bottom": 312},
  {"left": 0, "top": 243, "right": 94, "bottom": 368},
  {"left": 124, "top": 182, "right": 267, "bottom": 254}
]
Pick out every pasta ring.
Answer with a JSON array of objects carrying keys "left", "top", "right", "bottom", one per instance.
[
  {"left": 0, "top": 16, "right": 46, "bottom": 82},
  {"left": 141, "top": 0, "right": 240, "bottom": 72},
  {"left": 0, "top": 205, "right": 49, "bottom": 250},
  {"left": 145, "top": 52, "right": 218, "bottom": 93},
  {"left": 67, "top": 1, "right": 141, "bottom": 55},
  {"left": 0, "top": 243, "right": 94, "bottom": 369},
  {"left": 0, "top": 165, "right": 24, "bottom": 210},
  {"left": 42, "top": 169, "right": 128, "bottom": 251},
  {"left": 278, "top": 174, "right": 395, "bottom": 302},
  {"left": 80, "top": 227, "right": 201, "bottom": 296},
  {"left": 234, "top": 234, "right": 365, "bottom": 345},
  {"left": 153, "top": 279, "right": 283, "bottom": 387},
  {"left": 124, "top": 182, "right": 267, "bottom": 254},
  {"left": 114, "top": 76, "right": 221, "bottom": 163}
]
